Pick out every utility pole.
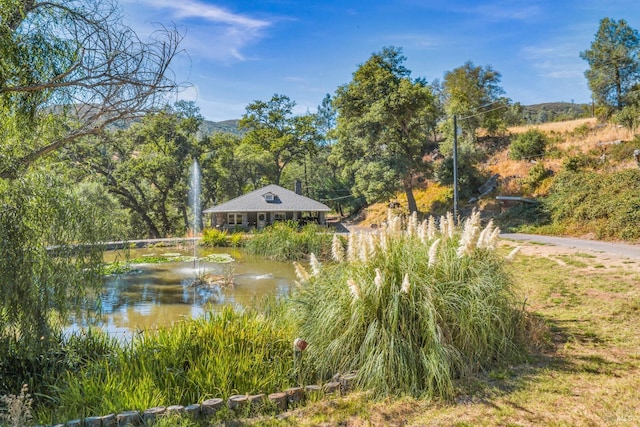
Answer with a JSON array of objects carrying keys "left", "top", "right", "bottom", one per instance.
[{"left": 453, "top": 115, "right": 459, "bottom": 223}]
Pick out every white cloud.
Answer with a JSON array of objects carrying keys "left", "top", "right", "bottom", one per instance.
[
  {"left": 121, "top": 0, "right": 271, "bottom": 62},
  {"left": 521, "top": 43, "right": 586, "bottom": 80}
]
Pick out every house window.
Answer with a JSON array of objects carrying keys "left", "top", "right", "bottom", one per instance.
[
  {"left": 264, "top": 193, "right": 275, "bottom": 202},
  {"left": 227, "top": 213, "right": 243, "bottom": 226},
  {"left": 274, "top": 212, "right": 286, "bottom": 221}
]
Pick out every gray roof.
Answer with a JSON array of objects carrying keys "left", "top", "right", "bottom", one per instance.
[{"left": 203, "top": 184, "right": 330, "bottom": 213}]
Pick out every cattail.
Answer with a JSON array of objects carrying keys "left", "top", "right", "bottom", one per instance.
[
  {"left": 428, "top": 238, "right": 440, "bottom": 267},
  {"left": 401, "top": 273, "right": 411, "bottom": 293},
  {"left": 309, "top": 253, "right": 322, "bottom": 276},
  {"left": 347, "top": 278, "right": 360, "bottom": 300},
  {"left": 374, "top": 268, "right": 383, "bottom": 290},
  {"left": 331, "top": 234, "right": 345, "bottom": 262},
  {"left": 293, "top": 262, "right": 310, "bottom": 283},
  {"left": 427, "top": 215, "right": 437, "bottom": 240},
  {"left": 506, "top": 246, "right": 521, "bottom": 261}
]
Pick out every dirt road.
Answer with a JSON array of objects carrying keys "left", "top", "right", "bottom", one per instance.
[{"left": 501, "top": 233, "right": 640, "bottom": 260}]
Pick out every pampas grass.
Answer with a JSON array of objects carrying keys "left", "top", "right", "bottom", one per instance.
[{"left": 293, "top": 211, "right": 525, "bottom": 399}]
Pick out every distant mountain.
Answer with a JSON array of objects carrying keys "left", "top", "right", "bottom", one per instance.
[
  {"left": 520, "top": 102, "right": 591, "bottom": 124},
  {"left": 198, "top": 119, "right": 242, "bottom": 137}
]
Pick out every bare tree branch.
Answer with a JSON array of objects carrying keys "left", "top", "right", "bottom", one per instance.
[{"left": 0, "top": 0, "right": 184, "bottom": 178}]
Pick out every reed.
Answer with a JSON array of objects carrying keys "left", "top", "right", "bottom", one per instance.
[
  {"left": 292, "top": 211, "right": 525, "bottom": 399},
  {"left": 41, "top": 300, "right": 296, "bottom": 423},
  {"left": 244, "top": 221, "right": 333, "bottom": 261}
]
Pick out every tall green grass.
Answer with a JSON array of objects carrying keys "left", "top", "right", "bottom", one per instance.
[
  {"left": 41, "top": 300, "right": 296, "bottom": 424},
  {"left": 292, "top": 211, "right": 526, "bottom": 399},
  {"left": 244, "top": 221, "right": 333, "bottom": 261}
]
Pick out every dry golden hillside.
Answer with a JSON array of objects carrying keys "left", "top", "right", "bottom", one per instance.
[{"left": 355, "top": 118, "right": 638, "bottom": 226}]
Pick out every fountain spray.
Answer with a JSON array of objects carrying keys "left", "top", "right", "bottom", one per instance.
[{"left": 189, "top": 159, "right": 202, "bottom": 271}]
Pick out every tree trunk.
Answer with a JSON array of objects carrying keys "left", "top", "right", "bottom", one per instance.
[{"left": 403, "top": 178, "right": 418, "bottom": 214}]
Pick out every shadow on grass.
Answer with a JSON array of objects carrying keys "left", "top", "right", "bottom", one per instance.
[{"left": 453, "top": 312, "right": 626, "bottom": 404}]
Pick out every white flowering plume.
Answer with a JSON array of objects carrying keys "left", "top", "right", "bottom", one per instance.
[
  {"left": 309, "top": 253, "right": 322, "bottom": 276},
  {"left": 331, "top": 210, "right": 505, "bottom": 302},
  {"left": 332, "top": 234, "right": 345, "bottom": 262}
]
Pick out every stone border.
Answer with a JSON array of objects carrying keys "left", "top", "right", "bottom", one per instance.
[{"left": 46, "top": 374, "right": 358, "bottom": 426}]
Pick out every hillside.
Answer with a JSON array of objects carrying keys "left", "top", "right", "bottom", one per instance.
[
  {"left": 356, "top": 117, "right": 640, "bottom": 240},
  {"left": 519, "top": 102, "right": 590, "bottom": 123},
  {"left": 199, "top": 119, "right": 242, "bottom": 136}
]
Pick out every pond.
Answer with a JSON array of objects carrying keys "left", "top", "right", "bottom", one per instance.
[{"left": 66, "top": 247, "right": 297, "bottom": 338}]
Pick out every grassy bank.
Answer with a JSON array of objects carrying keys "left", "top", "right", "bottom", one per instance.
[{"left": 36, "top": 302, "right": 297, "bottom": 425}]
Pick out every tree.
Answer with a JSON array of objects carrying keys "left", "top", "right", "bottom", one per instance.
[
  {"left": 0, "top": 0, "right": 181, "bottom": 179},
  {"left": 66, "top": 103, "right": 203, "bottom": 238},
  {"left": 580, "top": 18, "right": 640, "bottom": 110},
  {"left": 316, "top": 94, "right": 337, "bottom": 146},
  {"left": 331, "top": 46, "right": 440, "bottom": 213},
  {"left": 441, "top": 61, "right": 508, "bottom": 142},
  {"left": 239, "top": 94, "right": 320, "bottom": 185},
  {"left": 0, "top": 170, "right": 109, "bottom": 372}
]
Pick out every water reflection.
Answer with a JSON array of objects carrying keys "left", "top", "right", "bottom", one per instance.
[{"left": 67, "top": 247, "right": 296, "bottom": 337}]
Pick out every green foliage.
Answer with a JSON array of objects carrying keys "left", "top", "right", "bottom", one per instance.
[
  {"left": 43, "top": 303, "right": 295, "bottom": 423},
  {"left": 435, "top": 143, "right": 486, "bottom": 199},
  {"left": 239, "top": 94, "right": 320, "bottom": 185},
  {"left": 615, "top": 105, "right": 640, "bottom": 132},
  {"left": 293, "top": 213, "right": 526, "bottom": 398},
  {"left": 522, "top": 162, "right": 552, "bottom": 192},
  {"left": 332, "top": 46, "right": 440, "bottom": 212},
  {"left": 0, "top": 170, "right": 107, "bottom": 364},
  {"left": 202, "top": 228, "right": 231, "bottom": 247},
  {"left": 562, "top": 153, "right": 598, "bottom": 172},
  {"left": 545, "top": 168, "right": 640, "bottom": 240},
  {"left": 441, "top": 61, "right": 508, "bottom": 140},
  {"left": 580, "top": 18, "right": 640, "bottom": 110},
  {"left": 65, "top": 102, "right": 204, "bottom": 239},
  {"left": 509, "top": 129, "right": 548, "bottom": 160},
  {"left": 498, "top": 203, "right": 550, "bottom": 232},
  {"left": 244, "top": 221, "right": 333, "bottom": 261},
  {"left": 201, "top": 229, "right": 245, "bottom": 248},
  {"left": 605, "top": 136, "right": 640, "bottom": 163}
]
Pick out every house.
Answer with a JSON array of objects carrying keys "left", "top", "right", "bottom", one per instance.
[{"left": 203, "top": 182, "right": 331, "bottom": 230}]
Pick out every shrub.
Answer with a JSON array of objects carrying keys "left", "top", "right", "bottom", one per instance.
[
  {"left": 293, "top": 212, "right": 527, "bottom": 398},
  {"left": 201, "top": 228, "right": 229, "bottom": 247},
  {"left": 244, "top": 221, "right": 333, "bottom": 261},
  {"left": 544, "top": 168, "right": 640, "bottom": 240},
  {"left": 509, "top": 129, "right": 548, "bottom": 160},
  {"left": 435, "top": 145, "right": 486, "bottom": 199},
  {"left": 562, "top": 153, "right": 598, "bottom": 172},
  {"left": 522, "top": 162, "right": 552, "bottom": 193},
  {"left": 606, "top": 137, "right": 640, "bottom": 163}
]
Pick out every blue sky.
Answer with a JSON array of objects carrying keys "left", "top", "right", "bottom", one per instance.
[{"left": 120, "top": 0, "right": 639, "bottom": 122}]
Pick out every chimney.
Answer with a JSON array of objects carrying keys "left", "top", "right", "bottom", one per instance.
[{"left": 294, "top": 179, "right": 302, "bottom": 195}]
